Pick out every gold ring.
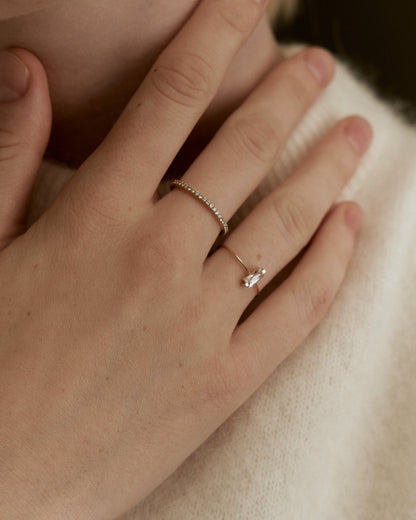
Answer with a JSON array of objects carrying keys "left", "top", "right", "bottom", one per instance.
[
  {"left": 221, "top": 245, "right": 266, "bottom": 295},
  {"left": 170, "top": 179, "right": 228, "bottom": 235}
]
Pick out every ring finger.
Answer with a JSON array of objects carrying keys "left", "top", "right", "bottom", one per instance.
[
  {"left": 203, "top": 115, "right": 373, "bottom": 320},
  {"left": 163, "top": 46, "right": 335, "bottom": 258}
]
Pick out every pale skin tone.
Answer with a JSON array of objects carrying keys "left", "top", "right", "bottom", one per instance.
[
  {"left": 0, "top": 0, "right": 283, "bottom": 169},
  {"left": 0, "top": 0, "right": 373, "bottom": 518}
]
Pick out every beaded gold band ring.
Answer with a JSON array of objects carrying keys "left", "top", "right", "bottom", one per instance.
[
  {"left": 170, "top": 179, "right": 228, "bottom": 235},
  {"left": 221, "top": 245, "right": 266, "bottom": 295}
]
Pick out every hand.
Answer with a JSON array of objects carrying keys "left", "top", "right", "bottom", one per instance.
[{"left": 0, "top": 0, "right": 372, "bottom": 518}]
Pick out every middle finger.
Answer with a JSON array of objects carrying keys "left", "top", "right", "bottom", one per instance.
[
  {"left": 164, "top": 47, "right": 335, "bottom": 257},
  {"left": 79, "top": 0, "right": 270, "bottom": 208}
]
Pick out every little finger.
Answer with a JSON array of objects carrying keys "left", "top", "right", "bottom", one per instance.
[{"left": 225, "top": 201, "right": 363, "bottom": 408}]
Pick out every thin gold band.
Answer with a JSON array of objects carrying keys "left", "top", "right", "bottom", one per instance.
[
  {"left": 221, "top": 245, "right": 251, "bottom": 275},
  {"left": 170, "top": 179, "right": 228, "bottom": 235}
]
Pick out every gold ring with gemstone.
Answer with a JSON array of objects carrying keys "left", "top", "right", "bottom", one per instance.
[{"left": 220, "top": 245, "right": 266, "bottom": 295}]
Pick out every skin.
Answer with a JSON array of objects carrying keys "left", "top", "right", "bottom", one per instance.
[
  {"left": 0, "top": 0, "right": 373, "bottom": 518},
  {"left": 0, "top": 0, "right": 281, "bottom": 168}
]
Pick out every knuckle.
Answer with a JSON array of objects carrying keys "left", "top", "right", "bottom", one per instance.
[
  {"left": 0, "top": 128, "right": 24, "bottom": 163},
  {"left": 293, "top": 276, "right": 334, "bottom": 330},
  {"left": 133, "top": 228, "right": 188, "bottom": 287},
  {"left": 142, "top": 233, "right": 182, "bottom": 273},
  {"left": 151, "top": 53, "right": 216, "bottom": 108},
  {"left": 230, "top": 115, "right": 279, "bottom": 164},
  {"left": 271, "top": 193, "right": 310, "bottom": 248}
]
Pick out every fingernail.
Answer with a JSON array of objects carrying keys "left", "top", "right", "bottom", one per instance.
[
  {"left": 0, "top": 51, "right": 30, "bottom": 102},
  {"left": 345, "top": 204, "right": 364, "bottom": 234},
  {"left": 344, "top": 117, "right": 373, "bottom": 154},
  {"left": 304, "top": 48, "right": 334, "bottom": 85}
]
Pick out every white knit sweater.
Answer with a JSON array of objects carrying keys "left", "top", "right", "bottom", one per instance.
[{"left": 30, "top": 45, "right": 416, "bottom": 520}]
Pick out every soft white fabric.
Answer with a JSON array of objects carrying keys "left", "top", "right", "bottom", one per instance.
[{"left": 31, "top": 44, "right": 416, "bottom": 519}]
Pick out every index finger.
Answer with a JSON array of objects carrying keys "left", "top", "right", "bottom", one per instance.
[{"left": 80, "top": 0, "right": 270, "bottom": 206}]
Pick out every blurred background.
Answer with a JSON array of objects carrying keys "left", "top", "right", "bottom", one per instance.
[{"left": 274, "top": 0, "right": 416, "bottom": 122}]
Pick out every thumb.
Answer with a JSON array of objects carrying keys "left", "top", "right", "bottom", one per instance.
[{"left": 0, "top": 48, "right": 52, "bottom": 249}]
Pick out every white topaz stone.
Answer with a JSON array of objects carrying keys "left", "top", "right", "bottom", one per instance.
[{"left": 242, "top": 267, "right": 266, "bottom": 289}]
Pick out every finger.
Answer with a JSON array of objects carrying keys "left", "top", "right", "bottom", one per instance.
[
  {"left": 203, "top": 115, "right": 373, "bottom": 318},
  {"left": 71, "top": 0, "right": 270, "bottom": 219},
  {"left": 226, "top": 201, "right": 363, "bottom": 406},
  {"left": 0, "top": 48, "right": 52, "bottom": 249},
  {"left": 165, "top": 47, "right": 335, "bottom": 254}
]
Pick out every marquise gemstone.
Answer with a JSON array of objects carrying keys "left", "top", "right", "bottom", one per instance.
[{"left": 241, "top": 267, "right": 267, "bottom": 289}]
